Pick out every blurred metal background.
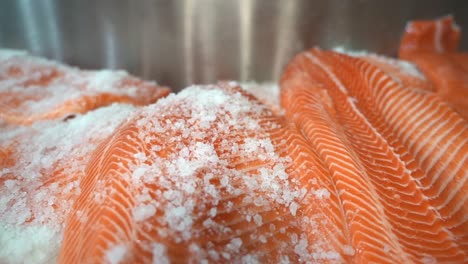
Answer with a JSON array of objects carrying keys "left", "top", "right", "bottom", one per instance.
[{"left": 1, "top": 0, "right": 467, "bottom": 90}]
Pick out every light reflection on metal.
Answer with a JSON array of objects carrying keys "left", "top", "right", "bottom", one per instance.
[
  {"left": 43, "top": 0, "right": 62, "bottom": 61},
  {"left": 19, "top": 0, "right": 41, "bottom": 54},
  {"left": 1, "top": 0, "right": 466, "bottom": 90},
  {"left": 239, "top": 0, "right": 253, "bottom": 81},
  {"left": 273, "top": 0, "right": 298, "bottom": 81},
  {"left": 183, "top": 0, "right": 195, "bottom": 85}
]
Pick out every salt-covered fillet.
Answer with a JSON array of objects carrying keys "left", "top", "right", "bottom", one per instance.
[
  {"left": 0, "top": 49, "right": 170, "bottom": 125},
  {"left": 58, "top": 83, "right": 349, "bottom": 263},
  {"left": 0, "top": 104, "right": 137, "bottom": 263}
]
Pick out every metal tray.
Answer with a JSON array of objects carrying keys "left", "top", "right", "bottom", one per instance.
[{"left": 1, "top": 0, "right": 467, "bottom": 90}]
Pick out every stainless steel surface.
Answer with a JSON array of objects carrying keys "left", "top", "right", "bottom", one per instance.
[{"left": 1, "top": 0, "right": 467, "bottom": 90}]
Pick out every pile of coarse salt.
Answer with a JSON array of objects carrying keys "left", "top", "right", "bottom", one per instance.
[
  {"left": 0, "top": 103, "right": 136, "bottom": 264},
  {"left": 97, "top": 84, "right": 312, "bottom": 262}
]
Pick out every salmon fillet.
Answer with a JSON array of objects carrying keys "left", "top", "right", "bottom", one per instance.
[
  {"left": 281, "top": 47, "right": 467, "bottom": 263},
  {"left": 399, "top": 16, "right": 468, "bottom": 120}
]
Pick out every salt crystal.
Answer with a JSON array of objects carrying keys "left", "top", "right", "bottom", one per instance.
[
  {"left": 105, "top": 244, "right": 127, "bottom": 264},
  {"left": 220, "top": 176, "right": 229, "bottom": 187},
  {"left": 343, "top": 245, "right": 355, "bottom": 256},
  {"left": 312, "top": 251, "right": 341, "bottom": 260},
  {"left": 289, "top": 202, "right": 299, "bottom": 216},
  {"left": 241, "top": 254, "right": 259, "bottom": 264},
  {"left": 152, "top": 243, "right": 170, "bottom": 264},
  {"left": 226, "top": 238, "right": 243, "bottom": 252},
  {"left": 208, "top": 249, "right": 220, "bottom": 261},
  {"left": 294, "top": 234, "right": 311, "bottom": 261},
  {"left": 279, "top": 255, "right": 291, "bottom": 264},
  {"left": 132, "top": 167, "right": 147, "bottom": 179},
  {"left": 253, "top": 214, "right": 263, "bottom": 226},
  {"left": 188, "top": 243, "right": 201, "bottom": 254},
  {"left": 209, "top": 208, "right": 217, "bottom": 217},
  {"left": 133, "top": 204, "right": 156, "bottom": 222},
  {"left": 314, "top": 189, "right": 331, "bottom": 199},
  {"left": 259, "top": 235, "right": 267, "bottom": 243},
  {"left": 221, "top": 252, "right": 231, "bottom": 260},
  {"left": 203, "top": 219, "right": 215, "bottom": 228}
]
